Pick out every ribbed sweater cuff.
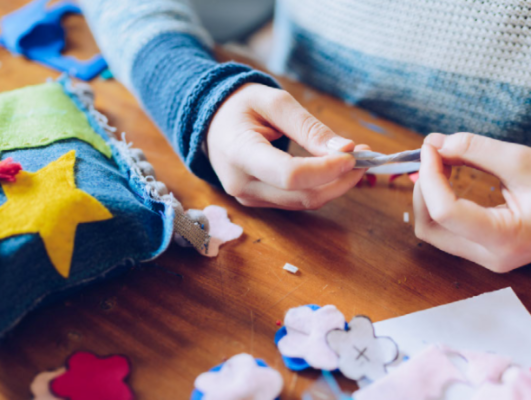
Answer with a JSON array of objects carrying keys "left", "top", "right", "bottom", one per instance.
[{"left": 131, "top": 32, "right": 289, "bottom": 187}]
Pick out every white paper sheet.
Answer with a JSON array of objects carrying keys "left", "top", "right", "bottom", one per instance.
[{"left": 370, "top": 288, "right": 531, "bottom": 399}]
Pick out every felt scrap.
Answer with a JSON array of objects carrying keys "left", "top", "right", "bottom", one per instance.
[
  {"left": 327, "top": 316, "right": 398, "bottom": 382},
  {"left": 0, "top": 150, "right": 113, "bottom": 278},
  {"left": 471, "top": 367, "right": 531, "bottom": 400},
  {"left": 178, "top": 205, "right": 242, "bottom": 257},
  {"left": 354, "top": 345, "right": 465, "bottom": 400},
  {"left": 30, "top": 367, "right": 65, "bottom": 400},
  {"left": 278, "top": 305, "right": 346, "bottom": 370},
  {"left": 283, "top": 263, "right": 299, "bottom": 274},
  {"left": 194, "top": 353, "right": 283, "bottom": 400},
  {"left": 0, "top": 157, "right": 22, "bottom": 182},
  {"left": 50, "top": 352, "right": 133, "bottom": 400},
  {"left": 444, "top": 348, "right": 513, "bottom": 386},
  {"left": 0, "top": 82, "right": 112, "bottom": 157}
]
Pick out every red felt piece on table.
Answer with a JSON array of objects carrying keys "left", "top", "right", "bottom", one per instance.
[
  {"left": 366, "top": 174, "right": 377, "bottom": 187},
  {"left": 276, "top": 320, "right": 282, "bottom": 326},
  {"left": 50, "top": 352, "right": 133, "bottom": 400},
  {"left": 408, "top": 171, "right": 419, "bottom": 183},
  {"left": 389, "top": 173, "right": 402, "bottom": 183},
  {"left": 0, "top": 158, "right": 22, "bottom": 182}
]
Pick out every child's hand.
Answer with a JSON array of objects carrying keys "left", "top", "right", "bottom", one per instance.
[
  {"left": 207, "top": 84, "right": 368, "bottom": 210},
  {"left": 414, "top": 132, "right": 531, "bottom": 272}
]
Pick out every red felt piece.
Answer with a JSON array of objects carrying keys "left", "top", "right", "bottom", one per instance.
[
  {"left": 0, "top": 158, "right": 22, "bottom": 182},
  {"left": 366, "top": 174, "right": 377, "bottom": 187},
  {"left": 408, "top": 171, "right": 419, "bottom": 183},
  {"left": 50, "top": 352, "right": 133, "bottom": 400},
  {"left": 389, "top": 174, "right": 402, "bottom": 183}
]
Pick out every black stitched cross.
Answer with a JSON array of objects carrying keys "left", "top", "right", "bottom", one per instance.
[{"left": 353, "top": 345, "right": 369, "bottom": 361}]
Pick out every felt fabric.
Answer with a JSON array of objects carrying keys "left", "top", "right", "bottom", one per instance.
[
  {"left": 277, "top": 305, "right": 346, "bottom": 370},
  {"left": 354, "top": 345, "right": 465, "bottom": 400},
  {"left": 0, "top": 150, "right": 112, "bottom": 278},
  {"left": 30, "top": 367, "right": 65, "bottom": 400},
  {"left": 456, "top": 349, "right": 512, "bottom": 386},
  {"left": 50, "top": 352, "right": 133, "bottom": 400},
  {"left": 194, "top": 353, "right": 283, "bottom": 400},
  {"left": 0, "top": 157, "right": 22, "bottom": 182},
  {"left": 200, "top": 205, "right": 243, "bottom": 257},
  {"left": 326, "top": 316, "right": 398, "bottom": 381},
  {"left": 471, "top": 367, "right": 531, "bottom": 400},
  {"left": 0, "top": 78, "right": 175, "bottom": 338},
  {"left": 0, "top": 0, "right": 107, "bottom": 80},
  {"left": 0, "top": 82, "right": 112, "bottom": 157}
]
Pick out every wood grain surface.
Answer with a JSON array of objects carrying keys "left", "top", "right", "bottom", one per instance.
[{"left": 1, "top": 2, "right": 530, "bottom": 399}]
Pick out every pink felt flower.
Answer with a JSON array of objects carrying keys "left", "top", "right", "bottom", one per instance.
[
  {"left": 277, "top": 305, "right": 346, "bottom": 370},
  {"left": 30, "top": 367, "right": 65, "bottom": 400},
  {"left": 200, "top": 205, "right": 243, "bottom": 257},
  {"left": 195, "top": 353, "right": 283, "bottom": 400},
  {"left": 50, "top": 352, "right": 133, "bottom": 400}
]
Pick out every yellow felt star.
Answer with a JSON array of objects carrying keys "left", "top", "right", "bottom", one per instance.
[{"left": 0, "top": 150, "right": 112, "bottom": 278}]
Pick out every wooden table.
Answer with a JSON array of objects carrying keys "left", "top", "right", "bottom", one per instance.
[{"left": 1, "top": 2, "right": 530, "bottom": 399}]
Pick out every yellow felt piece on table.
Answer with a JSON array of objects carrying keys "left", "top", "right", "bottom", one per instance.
[
  {"left": 0, "top": 82, "right": 112, "bottom": 157},
  {"left": 0, "top": 151, "right": 112, "bottom": 278}
]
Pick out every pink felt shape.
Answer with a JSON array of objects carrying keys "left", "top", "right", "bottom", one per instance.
[
  {"left": 327, "top": 316, "right": 398, "bottom": 381},
  {"left": 277, "top": 305, "right": 346, "bottom": 370},
  {"left": 355, "top": 345, "right": 465, "bottom": 400},
  {"left": 194, "top": 353, "right": 283, "bottom": 400},
  {"left": 0, "top": 157, "right": 22, "bottom": 182},
  {"left": 460, "top": 349, "right": 512, "bottom": 386},
  {"left": 200, "top": 205, "right": 243, "bottom": 257},
  {"left": 30, "top": 367, "right": 66, "bottom": 400},
  {"left": 472, "top": 367, "right": 531, "bottom": 400},
  {"left": 50, "top": 352, "right": 133, "bottom": 400}
]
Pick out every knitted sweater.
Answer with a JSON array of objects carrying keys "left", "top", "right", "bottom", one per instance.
[{"left": 80, "top": 0, "right": 531, "bottom": 185}]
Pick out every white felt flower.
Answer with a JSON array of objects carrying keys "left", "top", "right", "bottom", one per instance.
[
  {"left": 194, "top": 353, "right": 283, "bottom": 400},
  {"left": 277, "top": 305, "right": 346, "bottom": 370},
  {"left": 200, "top": 205, "right": 243, "bottom": 257},
  {"left": 327, "top": 316, "right": 398, "bottom": 381},
  {"left": 30, "top": 367, "right": 66, "bottom": 400}
]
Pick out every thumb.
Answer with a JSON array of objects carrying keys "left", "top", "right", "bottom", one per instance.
[
  {"left": 425, "top": 132, "right": 530, "bottom": 186},
  {"left": 255, "top": 88, "right": 355, "bottom": 156}
]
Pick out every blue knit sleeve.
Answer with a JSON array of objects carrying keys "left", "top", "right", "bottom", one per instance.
[{"left": 130, "top": 32, "right": 289, "bottom": 186}]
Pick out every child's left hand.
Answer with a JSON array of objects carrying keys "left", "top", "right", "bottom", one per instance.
[{"left": 413, "top": 132, "right": 531, "bottom": 273}]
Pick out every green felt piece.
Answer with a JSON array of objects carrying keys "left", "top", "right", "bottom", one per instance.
[{"left": 0, "top": 82, "right": 112, "bottom": 157}]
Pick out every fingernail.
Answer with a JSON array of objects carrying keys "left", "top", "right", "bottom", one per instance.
[
  {"left": 327, "top": 137, "right": 354, "bottom": 151},
  {"left": 424, "top": 133, "right": 446, "bottom": 149}
]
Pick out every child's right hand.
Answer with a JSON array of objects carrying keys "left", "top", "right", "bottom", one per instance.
[
  {"left": 414, "top": 132, "right": 531, "bottom": 272},
  {"left": 206, "top": 83, "right": 369, "bottom": 210}
]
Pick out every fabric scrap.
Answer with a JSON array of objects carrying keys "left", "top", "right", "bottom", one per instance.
[
  {"left": 354, "top": 345, "right": 465, "bottom": 400},
  {"left": 327, "top": 316, "right": 398, "bottom": 381},
  {"left": 0, "top": 157, "right": 22, "bottom": 182},
  {"left": 50, "top": 352, "right": 133, "bottom": 400},
  {"left": 283, "top": 263, "right": 299, "bottom": 274},
  {"left": 0, "top": 150, "right": 113, "bottom": 278},
  {"left": 194, "top": 353, "right": 283, "bottom": 400},
  {"left": 278, "top": 305, "right": 346, "bottom": 370},
  {"left": 30, "top": 367, "right": 65, "bottom": 400},
  {"left": 471, "top": 367, "right": 531, "bottom": 400},
  {"left": 460, "top": 350, "right": 512, "bottom": 386},
  {"left": 0, "top": 82, "right": 112, "bottom": 157},
  {"left": 202, "top": 206, "right": 243, "bottom": 251}
]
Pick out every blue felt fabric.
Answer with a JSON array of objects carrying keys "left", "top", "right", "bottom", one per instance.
[
  {"left": 0, "top": 80, "right": 174, "bottom": 338},
  {"left": 131, "top": 32, "right": 290, "bottom": 187},
  {"left": 190, "top": 358, "right": 279, "bottom": 400},
  {"left": 0, "top": 0, "right": 107, "bottom": 80}
]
